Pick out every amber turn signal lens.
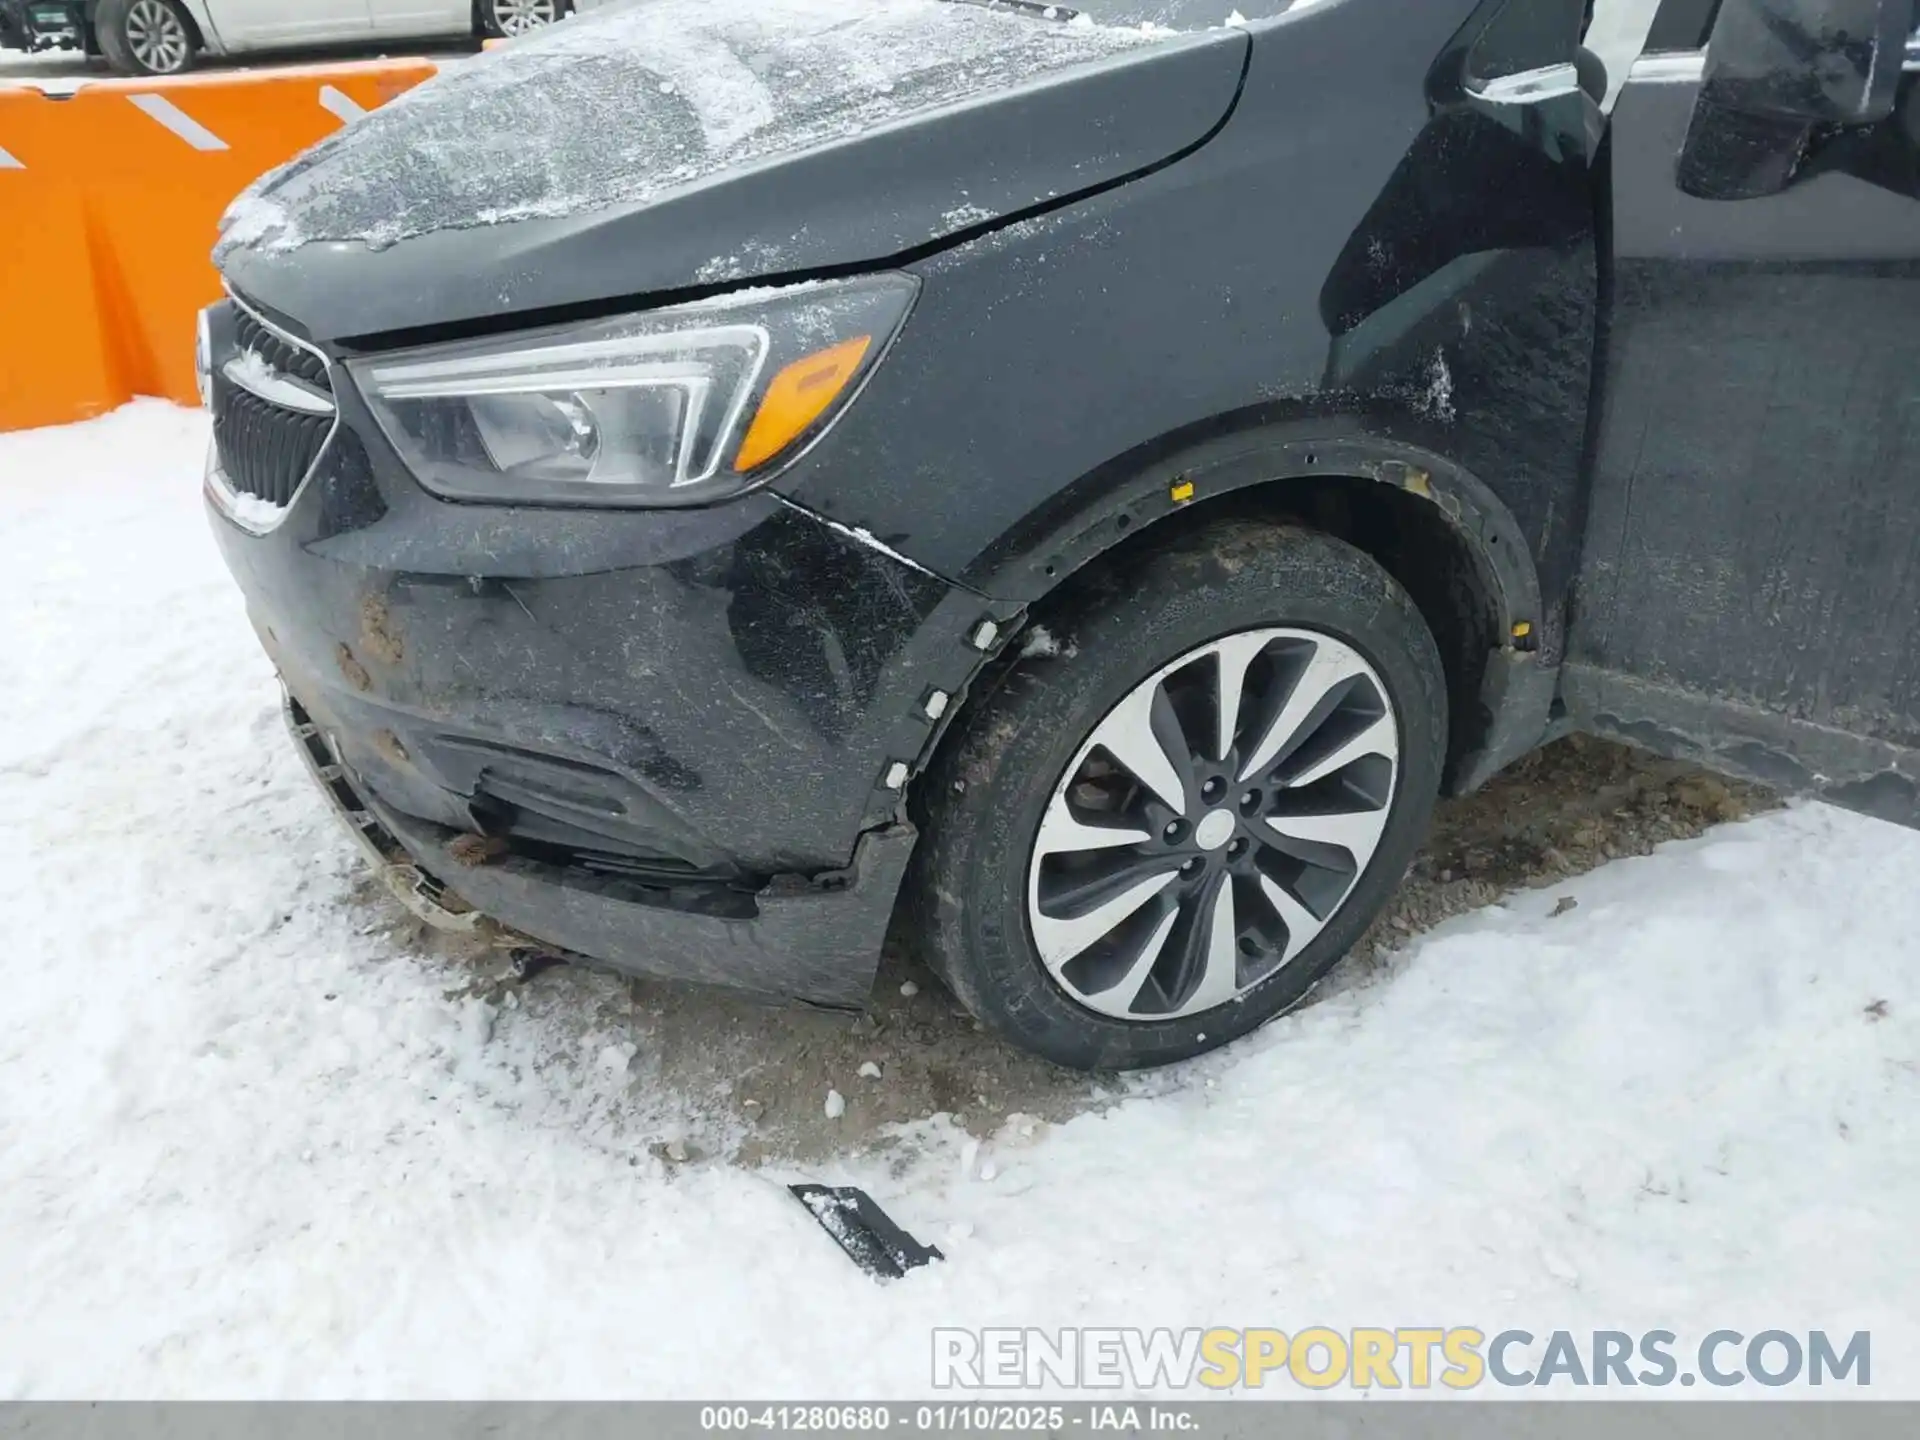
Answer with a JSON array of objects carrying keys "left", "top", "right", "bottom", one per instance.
[{"left": 733, "top": 335, "right": 873, "bottom": 472}]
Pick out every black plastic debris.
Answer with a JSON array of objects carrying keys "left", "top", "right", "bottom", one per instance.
[
  {"left": 791, "top": 1184, "right": 943, "bottom": 1280},
  {"left": 507, "top": 947, "right": 565, "bottom": 983}
]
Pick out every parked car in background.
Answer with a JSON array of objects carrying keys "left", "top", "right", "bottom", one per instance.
[
  {"left": 0, "top": 0, "right": 85, "bottom": 53},
  {"left": 201, "top": 0, "right": 1920, "bottom": 1070},
  {"left": 27, "top": 0, "right": 575, "bottom": 76}
]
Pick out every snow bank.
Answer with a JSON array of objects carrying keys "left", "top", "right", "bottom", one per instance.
[{"left": 3, "top": 403, "right": 1918, "bottom": 1396}]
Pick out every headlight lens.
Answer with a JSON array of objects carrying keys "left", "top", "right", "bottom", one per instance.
[{"left": 350, "top": 274, "right": 917, "bottom": 507}]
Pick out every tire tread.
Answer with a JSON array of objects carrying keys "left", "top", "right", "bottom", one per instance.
[{"left": 907, "top": 520, "right": 1447, "bottom": 1070}]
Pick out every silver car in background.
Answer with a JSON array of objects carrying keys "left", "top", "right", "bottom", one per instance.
[{"left": 83, "top": 0, "right": 575, "bottom": 75}]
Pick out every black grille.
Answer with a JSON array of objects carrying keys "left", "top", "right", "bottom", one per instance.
[
  {"left": 233, "top": 307, "right": 329, "bottom": 389},
  {"left": 211, "top": 309, "right": 334, "bottom": 508}
]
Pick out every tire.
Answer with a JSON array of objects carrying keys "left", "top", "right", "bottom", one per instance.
[
  {"left": 911, "top": 521, "right": 1447, "bottom": 1071},
  {"left": 478, "top": 0, "right": 572, "bottom": 39},
  {"left": 95, "top": 0, "right": 195, "bottom": 75}
]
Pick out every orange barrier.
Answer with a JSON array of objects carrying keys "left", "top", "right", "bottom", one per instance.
[{"left": 0, "top": 60, "right": 435, "bottom": 434}]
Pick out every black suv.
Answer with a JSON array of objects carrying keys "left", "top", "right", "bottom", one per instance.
[{"left": 201, "top": 0, "right": 1920, "bottom": 1069}]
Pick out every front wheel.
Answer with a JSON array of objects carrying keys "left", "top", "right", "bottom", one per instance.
[
  {"left": 95, "top": 0, "right": 195, "bottom": 75},
  {"left": 478, "top": 0, "right": 572, "bottom": 39},
  {"left": 911, "top": 522, "right": 1448, "bottom": 1071}
]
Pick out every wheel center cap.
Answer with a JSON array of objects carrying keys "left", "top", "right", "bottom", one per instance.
[{"left": 1194, "top": 810, "right": 1236, "bottom": 851}]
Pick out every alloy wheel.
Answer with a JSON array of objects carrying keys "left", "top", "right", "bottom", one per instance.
[
  {"left": 1026, "top": 627, "right": 1400, "bottom": 1022},
  {"left": 491, "top": 0, "right": 561, "bottom": 35},
  {"left": 126, "top": 0, "right": 190, "bottom": 73}
]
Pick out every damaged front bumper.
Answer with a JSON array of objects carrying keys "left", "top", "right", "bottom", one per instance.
[
  {"left": 231, "top": 500, "right": 984, "bottom": 1006},
  {"left": 205, "top": 294, "right": 1007, "bottom": 1008},
  {"left": 285, "top": 690, "right": 482, "bottom": 932},
  {"left": 289, "top": 683, "right": 920, "bottom": 1007}
]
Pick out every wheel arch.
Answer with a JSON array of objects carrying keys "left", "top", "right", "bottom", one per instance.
[
  {"left": 951, "top": 409, "right": 1555, "bottom": 797},
  {"left": 170, "top": 0, "right": 211, "bottom": 49}
]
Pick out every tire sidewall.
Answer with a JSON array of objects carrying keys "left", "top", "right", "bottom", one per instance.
[
  {"left": 479, "top": 0, "right": 571, "bottom": 38},
  {"left": 99, "top": 0, "right": 192, "bottom": 75},
  {"left": 925, "top": 525, "right": 1447, "bottom": 1071}
]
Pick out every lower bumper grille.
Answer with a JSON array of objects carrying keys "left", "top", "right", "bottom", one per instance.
[{"left": 284, "top": 692, "right": 480, "bottom": 932}]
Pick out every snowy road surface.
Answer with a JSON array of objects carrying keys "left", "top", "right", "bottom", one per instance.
[{"left": 2, "top": 403, "right": 1917, "bottom": 1397}]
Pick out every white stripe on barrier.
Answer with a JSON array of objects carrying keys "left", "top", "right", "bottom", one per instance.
[
  {"left": 126, "top": 93, "right": 229, "bottom": 152},
  {"left": 0, "top": 146, "right": 22, "bottom": 170},
  {"left": 318, "top": 85, "right": 367, "bottom": 125}
]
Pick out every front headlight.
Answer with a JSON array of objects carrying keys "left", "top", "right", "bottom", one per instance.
[{"left": 349, "top": 274, "right": 917, "bottom": 508}]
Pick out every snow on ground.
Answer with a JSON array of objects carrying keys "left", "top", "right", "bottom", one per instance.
[
  {"left": 2, "top": 402, "right": 1918, "bottom": 1397},
  {"left": 0, "top": 49, "right": 88, "bottom": 92}
]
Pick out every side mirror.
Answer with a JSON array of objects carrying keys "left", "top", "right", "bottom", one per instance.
[{"left": 1678, "top": 0, "right": 1916, "bottom": 199}]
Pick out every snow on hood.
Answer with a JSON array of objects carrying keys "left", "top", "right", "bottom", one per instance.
[{"left": 216, "top": 0, "right": 1172, "bottom": 258}]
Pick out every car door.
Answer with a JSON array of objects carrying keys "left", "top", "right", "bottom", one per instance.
[
  {"left": 203, "top": 0, "right": 373, "bottom": 49},
  {"left": 366, "top": 0, "right": 470, "bottom": 38},
  {"left": 1566, "top": 0, "right": 1920, "bottom": 824}
]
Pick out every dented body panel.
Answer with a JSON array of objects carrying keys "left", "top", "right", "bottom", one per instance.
[
  {"left": 203, "top": 0, "right": 1599, "bottom": 1004},
  {"left": 204, "top": 367, "right": 1009, "bottom": 1001},
  {"left": 803, "top": 0, "right": 1598, "bottom": 613},
  {"left": 202, "top": 0, "right": 1920, "bottom": 1006}
]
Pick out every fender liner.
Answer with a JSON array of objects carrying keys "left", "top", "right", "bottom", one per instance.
[{"left": 962, "top": 416, "right": 1554, "bottom": 793}]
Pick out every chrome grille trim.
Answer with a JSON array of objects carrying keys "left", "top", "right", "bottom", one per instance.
[{"left": 221, "top": 353, "right": 335, "bottom": 416}]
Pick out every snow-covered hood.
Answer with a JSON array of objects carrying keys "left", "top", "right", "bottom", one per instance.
[{"left": 216, "top": 0, "right": 1248, "bottom": 341}]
